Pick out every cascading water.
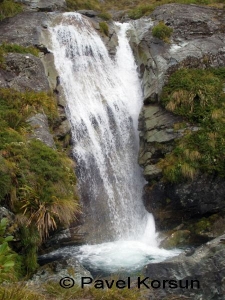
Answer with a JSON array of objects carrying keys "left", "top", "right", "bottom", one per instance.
[{"left": 46, "top": 13, "right": 180, "bottom": 274}]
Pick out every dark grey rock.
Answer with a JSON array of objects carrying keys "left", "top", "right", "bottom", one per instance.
[
  {"left": 145, "top": 234, "right": 225, "bottom": 300},
  {"left": 78, "top": 10, "right": 99, "bottom": 18},
  {"left": 144, "top": 174, "right": 225, "bottom": 230},
  {"left": 0, "top": 53, "right": 50, "bottom": 92}
]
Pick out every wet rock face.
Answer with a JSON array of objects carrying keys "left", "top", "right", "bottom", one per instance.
[{"left": 145, "top": 234, "right": 225, "bottom": 300}]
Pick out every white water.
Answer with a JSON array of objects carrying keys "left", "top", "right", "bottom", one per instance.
[{"left": 48, "top": 13, "right": 180, "bottom": 274}]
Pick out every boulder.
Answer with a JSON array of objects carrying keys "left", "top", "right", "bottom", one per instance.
[
  {"left": 145, "top": 234, "right": 225, "bottom": 300},
  {"left": 31, "top": 257, "right": 92, "bottom": 286},
  {"left": 0, "top": 12, "right": 48, "bottom": 46},
  {"left": 28, "top": 113, "right": 56, "bottom": 148},
  {"left": 0, "top": 53, "right": 50, "bottom": 92}
]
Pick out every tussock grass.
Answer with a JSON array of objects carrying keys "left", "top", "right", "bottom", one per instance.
[
  {"left": 158, "top": 67, "right": 225, "bottom": 183},
  {"left": 0, "top": 281, "right": 143, "bottom": 300}
]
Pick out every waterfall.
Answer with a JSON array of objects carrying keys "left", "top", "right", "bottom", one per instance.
[
  {"left": 46, "top": 13, "right": 180, "bottom": 274},
  {"left": 49, "top": 13, "right": 153, "bottom": 243}
]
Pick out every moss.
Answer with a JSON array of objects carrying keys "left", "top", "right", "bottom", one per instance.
[
  {"left": 160, "top": 230, "right": 191, "bottom": 249},
  {"left": 158, "top": 67, "right": 225, "bottom": 183},
  {"left": 152, "top": 21, "right": 173, "bottom": 42},
  {"left": 99, "top": 21, "right": 109, "bottom": 36}
]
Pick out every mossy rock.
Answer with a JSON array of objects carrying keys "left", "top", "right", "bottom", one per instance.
[{"left": 160, "top": 230, "right": 191, "bottom": 249}]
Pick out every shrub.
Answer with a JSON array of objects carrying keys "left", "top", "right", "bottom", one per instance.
[
  {"left": 152, "top": 21, "right": 173, "bottom": 42},
  {"left": 99, "top": 21, "right": 109, "bottom": 36}
]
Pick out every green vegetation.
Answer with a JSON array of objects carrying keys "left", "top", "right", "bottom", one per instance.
[
  {"left": 0, "top": 88, "right": 79, "bottom": 273},
  {"left": 158, "top": 68, "right": 225, "bottom": 183},
  {"left": 0, "top": 43, "right": 39, "bottom": 57},
  {"left": 99, "top": 21, "right": 109, "bottom": 36},
  {"left": 128, "top": 4, "right": 154, "bottom": 19},
  {"left": 65, "top": 0, "right": 224, "bottom": 20},
  {"left": 98, "top": 11, "right": 112, "bottom": 20},
  {"left": 0, "top": 43, "right": 39, "bottom": 69},
  {"left": 66, "top": 0, "right": 100, "bottom": 11},
  {"left": 152, "top": 21, "right": 173, "bottom": 42},
  {"left": 0, "top": 218, "right": 22, "bottom": 283},
  {"left": 0, "top": 0, "right": 22, "bottom": 21},
  {"left": 0, "top": 284, "right": 44, "bottom": 300},
  {"left": 0, "top": 281, "right": 143, "bottom": 300}
]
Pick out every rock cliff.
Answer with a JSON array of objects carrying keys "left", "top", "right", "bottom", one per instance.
[{"left": 129, "top": 4, "right": 225, "bottom": 234}]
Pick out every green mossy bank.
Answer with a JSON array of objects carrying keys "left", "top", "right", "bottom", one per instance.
[{"left": 159, "top": 67, "right": 225, "bottom": 183}]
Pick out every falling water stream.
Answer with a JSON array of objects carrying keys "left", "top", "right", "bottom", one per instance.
[{"left": 46, "top": 13, "right": 180, "bottom": 275}]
